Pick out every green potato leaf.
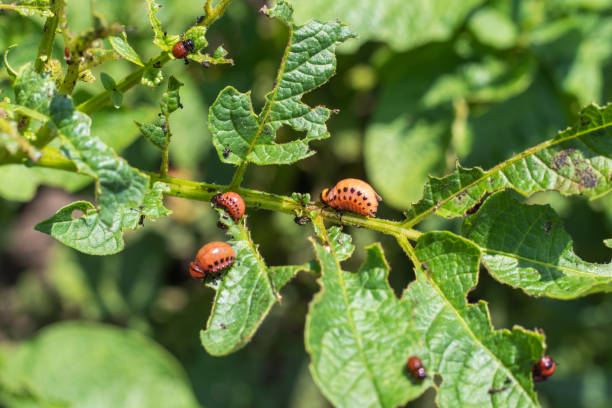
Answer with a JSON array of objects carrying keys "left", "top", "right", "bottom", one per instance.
[
  {"left": 0, "top": 322, "right": 199, "bottom": 408},
  {"left": 404, "top": 102, "right": 612, "bottom": 225},
  {"left": 200, "top": 209, "right": 309, "bottom": 355},
  {"left": 209, "top": 0, "right": 355, "bottom": 166},
  {"left": 462, "top": 191, "right": 612, "bottom": 298},
  {"left": 402, "top": 232, "right": 545, "bottom": 408},
  {"left": 305, "top": 218, "right": 423, "bottom": 408}
]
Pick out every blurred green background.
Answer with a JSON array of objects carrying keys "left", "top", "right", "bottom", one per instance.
[{"left": 1, "top": 0, "right": 611, "bottom": 407}]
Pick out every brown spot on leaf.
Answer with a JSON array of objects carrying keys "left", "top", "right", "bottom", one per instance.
[
  {"left": 543, "top": 221, "right": 552, "bottom": 234},
  {"left": 576, "top": 167, "right": 598, "bottom": 188},
  {"left": 551, "top": 148, "right": 575, "bottom": 170}
]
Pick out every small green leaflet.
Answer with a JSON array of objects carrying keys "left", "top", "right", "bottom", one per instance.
[
  {"left": 200, "top": 209, "right": 308, "bottom": 355},
  {"left": 404, "top": 102, "right": 612, "bottom": 225},
  {"left": 36, "top": 183, "right": 170, "bottom": 255},
  {"left": 109, "top": 33, "right": 144, "bottom": 66},
  {"left": 100, "top": 73, "right": 122, "bottom": 108},
  {"left": 137, "top": 76, "right": 183, "bottom": 150},
  {"left": 208, "top": 0, "right": 355, "bottom": 165},
  {"left": 402, "top": 232, "right": 545, "bottom": 408},
  {"left": 462, "top": 191, "right": 612, "bottom": 298}
]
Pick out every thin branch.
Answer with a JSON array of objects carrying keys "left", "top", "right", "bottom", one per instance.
[
  {"left": 25, "top": 147, "right": 422, "bottom": 241},
  {"left": 34, "top": 0, "right": 64, "bottom": 73}
]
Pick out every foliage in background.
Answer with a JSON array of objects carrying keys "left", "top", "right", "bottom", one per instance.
[{"left": 1, "top": 1, "right": 611, "bottom": 408}]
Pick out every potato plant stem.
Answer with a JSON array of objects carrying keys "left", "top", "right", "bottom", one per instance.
[
  {"left": 34, "top": 0, "right": 64, "bottom": 73},
  {"left": 29, "top": 148, "right": 422, "bottom": 241}
]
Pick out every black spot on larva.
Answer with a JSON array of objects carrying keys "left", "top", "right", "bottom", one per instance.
[
  {"left": 357, "top": 191, "right": 362, "bottom": 196},
  {"left": 214, "top": 260, "right": 219, "bottom": 265},
  {"left": 367, "top": 203, "right": 371, "bottom": 206},
  {"left": 576, "top": 167, "right": 598, "bottom": 188},
  {"left": 350, "top": 188, "right": 355, "bottom": 193},
  {"left": 208, "top": 264, "right": 213, "bottom": 269},
  {"left": 343, "top": 187, "right": 348, "bottom": 192},
  {"left": 353, "top": 198, "right": 358, "bottom": 202},
  {"left": 363, "top": 196, "right": 367, "bottom": 200}
]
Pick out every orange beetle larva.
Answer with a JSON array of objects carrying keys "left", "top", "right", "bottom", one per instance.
[
  {"left": 190, "top": 242, "right": 235, "bottom": 278},
  {"left": 211, "top": 192, "right": 245, "bottom": 222},
  {"left": 320, "top": 178, "right": 380, "bottom": 217}
]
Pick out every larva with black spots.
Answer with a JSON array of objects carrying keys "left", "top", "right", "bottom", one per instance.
[{"left": 320, "top": 178, "right": 380, "bottom": 217}]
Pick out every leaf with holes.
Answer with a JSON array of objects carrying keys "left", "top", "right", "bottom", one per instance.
[
  {"left": 402, "top": 231, "right": 545, "bottom": 408},
  {"left": 305, "top": 219, "right": 423, "bottom": 408},
  {"left": 200, "top": 210, "right": 309, "bottom": 355},
  {"left": 35, "top": 182, "right": 170, "bottom": 255},
  {"left": 462, "top": 191, "right": 612, "bottom": 298},
  {"left": 145, "top": 0, "right": 177, "bottom": 51},
  {"left": 136, "top": 76, "right": 183, "bottom": 150},
  {"left": 404, "top": 102, "right": 612, "bottom": 225},
  {"left": 208, "top": 0, "right": 355, "bottom": 166}
]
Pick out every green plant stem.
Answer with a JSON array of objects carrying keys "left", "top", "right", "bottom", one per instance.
[
  {"left": 28, "top": 148, "right": 421, "bottom": 241},
  {"left": 34, "top": 0, "right": 64, "bottom": 73},
  {"left": 154, "top": 173, "right": 422, "bottom": 240},
  {"left": 200, "top": 0, "right": 232, "bottom": 27},
  {"left": 78, "top": 52, "right": 171, "bottom": 114}
]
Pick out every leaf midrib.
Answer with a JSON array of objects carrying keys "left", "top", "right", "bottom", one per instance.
[{"left": 318, "top": 221, "right": 385, "bottom": 407}]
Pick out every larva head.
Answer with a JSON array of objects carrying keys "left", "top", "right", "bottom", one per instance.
[{"left": 320, "top": 188, "right": 330, "bottom": 203}]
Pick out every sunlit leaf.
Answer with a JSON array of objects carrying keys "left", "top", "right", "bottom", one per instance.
[{"left": 306, "top": 223, "right": 423, "bottom": 408}]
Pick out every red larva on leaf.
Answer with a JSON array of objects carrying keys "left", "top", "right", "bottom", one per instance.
[
  {"left": 532, "top": 355, "right": 557, "bottom": 382},
  {"left": 407, "top": 356, "right": 426, "bottom": 380},
  {"left": 320, "top": 178, "right": 380, "bottom": 217},
  {"left": 172, "top": 39, "right": 194, "bottom": 59},
  {"left": 211, "top": 192, "right": 245, "bottom": 222},
  {"left": 190, "top": 242, "right": 235, "bottom": 278}
]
